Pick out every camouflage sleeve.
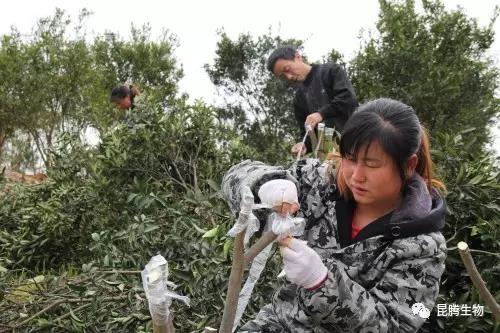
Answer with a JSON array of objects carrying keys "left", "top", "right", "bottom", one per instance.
[
  {"left": 298, "top": 233, "right": 447, "bottom": 332},
  {"left": 221, "top": 160, "right": 297, "bottom": 217},
  {"left": 289, "top": 158, "right": 335, "bottom": 216}
]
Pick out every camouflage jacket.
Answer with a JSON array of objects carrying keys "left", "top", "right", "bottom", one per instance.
[{"left": 221, "top": 159, "right": 447, "bottom": 333}]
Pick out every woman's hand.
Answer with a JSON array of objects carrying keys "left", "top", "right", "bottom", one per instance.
[
  {"left": 276, "top": 202, "right": 300, "bottom": 216},
  {"left": 291, "top": 142, "right": 307, "bottom": 156},
  {"left": 279, "top": 238, "right": 328, "bottom": 289}
]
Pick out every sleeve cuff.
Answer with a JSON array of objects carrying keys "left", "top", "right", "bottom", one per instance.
[
  {"left": 318, "top": 107, "right": 332, "bottom": 120},
  {"left": 306, "top": 272, "right": 328, "bottom": 291}
]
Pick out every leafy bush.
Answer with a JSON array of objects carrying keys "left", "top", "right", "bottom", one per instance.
[
  {"left": 0, "top": 101, "right": 281, "bottom": 331},
  {"left": 424, "top": 130, "right": 500, "bottom": 332},
  {"left": 1, "top": 102, "right": 499, "bottom": 331}
]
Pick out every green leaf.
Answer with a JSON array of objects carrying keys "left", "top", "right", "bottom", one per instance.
[
  {"left": 191, "top": 223, "right": 208, "bottom": 235},
  {"left": 206, "top": 179, "right": 220, "bottom": 192},
  {"left": 202, "top": 226, "right": 219, "bottom": 239},
  {"left": 127, "top": 193, "right": 137, "bottom": 202},
  {"left": 223, "top": 238, "right": 232, "bottom": 259},
  {"left": 144, "top": 225, "right": 160, "bottom": 233},
  {"left": 69, "top": 309, "right": 83, "bottom": 323}
]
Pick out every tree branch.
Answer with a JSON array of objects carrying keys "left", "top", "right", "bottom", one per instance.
[
  {"left": 457, "top": 241, "right": 500, "bottom": 322},
  {"left": 14, "top": 295, "right": 128, "bottom": 328},
  {"left": 219, "top": 226, "right": 246, "bottom": 333},
  {"left": 244, "top": 231, "right": 277, "bottom": 266}
]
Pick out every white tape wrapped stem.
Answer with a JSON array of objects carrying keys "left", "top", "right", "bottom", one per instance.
[
  {"left": 142, "top": 255, "right": 190, "bottom": 326},
  {"left": 271, "top": 213, "right": 305, "bottom": 240},
  {"left": 222, "top": 185, "right": 265, "bottom": 333},
  {"left": 147, "top": 299, "right": 171, "bottom": 326},
  {"left": 245, "top": 213, "right": 307, "bottom": 262},
  {"left": 223, "top": 184, "right": 306, "bottom": 331},
  {"left": 232, "top": 242, "right": 273, "bottom": 332},
  {"left": 232, "top": 214, "right": 306, "bottom": 331},
  {"left": 296, "top": 126, "right": 311, "bottom": 162},
  {"left": 227, "top": 186, "right": 255, "bottom": 237}
]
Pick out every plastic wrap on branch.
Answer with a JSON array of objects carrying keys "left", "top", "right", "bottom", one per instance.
[
  {"left": 257, "top": 179, "right": 299, "bottom": 207},
  {"left": 222, "top": 168, "right": 307, "bottom": 331},
  {"left": 141, "top": 255, "right": 190, "bottom": 326},
  {"left": 270, "top": 213, "right": 306, "bottom": 240},
  {"left": 232, "top": 242, "right": 273, "bottom": 332},
  {"left": 256, "top": 179, "right": 304, "bottom": 240},
  {"left": 297, "top": 125, "right": 312, "bottom": 162},
  {"left": 231, "top": 213, "right": 305, "bottom": 331},
  {"left": 227, "top": 186, "right": 275, "bottom": 246},
  {"left": 227, "top": 186, "right": 255, "bottom": 237}
]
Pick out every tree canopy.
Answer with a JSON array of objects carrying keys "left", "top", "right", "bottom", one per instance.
[
  {"left": 349, "top": 0, "right": 499, "bottom": 152},
  {"left": 0, "top": 9, "right": 183, "bottom": 169}
]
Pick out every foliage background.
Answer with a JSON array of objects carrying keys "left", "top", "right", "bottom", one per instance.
[{"left": 0, "top": 1, "right": 499, "bottom": 332}]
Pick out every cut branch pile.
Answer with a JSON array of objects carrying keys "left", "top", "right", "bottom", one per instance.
[{"left": 0, "top": 269, "right": 153, "bottom": 332}]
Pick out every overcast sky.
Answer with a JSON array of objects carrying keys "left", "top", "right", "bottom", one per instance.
[
  {"left": 0, "top": 0, "right": 498, "bottom": 101},
  {"left": 1, "top": 0, "right": 499, "bottom": 149}
]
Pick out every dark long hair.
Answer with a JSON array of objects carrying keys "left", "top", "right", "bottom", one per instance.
[
  {"left": 335, "top": 98, "right": 445, "bottom": 197},
  {"left": 110, "top": 85, "right": 139, "bottom": 106}
]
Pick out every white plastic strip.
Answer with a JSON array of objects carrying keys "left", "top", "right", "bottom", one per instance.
[
  {"left": 232, "top": 242, "right": 273, "bottom": 332},
  {"left": 296, "top": 125, "right": 312, "bottom": 163},
  {"left": 141, "top": 255, "right": 190, "bottom": 325}
]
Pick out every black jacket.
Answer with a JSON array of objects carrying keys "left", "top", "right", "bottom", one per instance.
[{"left": 294, "top": 63, "right": 358, "bottom": 151}]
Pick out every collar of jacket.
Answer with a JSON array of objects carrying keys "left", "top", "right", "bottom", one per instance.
[
  {"left": 302, "top": 64, "right": 319, "bottom": 86},
  {"left": 336, "top": 173, "right": 446, "bottom": 248}
]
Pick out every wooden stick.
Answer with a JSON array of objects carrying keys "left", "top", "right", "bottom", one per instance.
[
  {"left": 14, "top": 295, "right": 128, "bottom": 328},
  {"left": 244, "top": 231, "right": 277, "bottom": 266},
  {"left": 219, "top": 228, "right": 246, "bottom": 333},
  {"left": 153, "top": 323, "right": 167, "bottom": 333},
  {"left": 457, "top": 241, "right": 500, "bottom": 322},
  {"left": 95, "top": 270, "right": 142, "bottom": 274},
  {"left": 153, "top": 314, "right": 175, "bottom": 333},
  {"left": 166, "top": 316, "right": 176, "bottom": 333},
  {"left": 54, "top": 303, "right": 92, "bottom": 322}
]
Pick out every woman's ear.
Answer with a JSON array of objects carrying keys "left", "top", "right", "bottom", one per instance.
[{"left": 407, "top": 154, "right": 418, "bottom": 176}]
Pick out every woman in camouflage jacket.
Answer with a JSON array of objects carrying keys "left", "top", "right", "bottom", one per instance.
[{"left": 222, "top": 98, "right": 447, "bottom": 332}]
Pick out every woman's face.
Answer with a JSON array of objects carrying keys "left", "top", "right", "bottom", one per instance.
[
  {"left": 341, "top": 141, "right": 403, "bottom": 206},
  {"left": 116, "top": 96, "right": 132, "bottom": 109}
]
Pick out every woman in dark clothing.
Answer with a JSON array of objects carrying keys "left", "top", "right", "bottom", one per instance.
[
  {"left": 222, "top": 98, "right": 447, "bottom": 332},
  {"left": 110, "top": 85, "right": 140, "bottom": 110}
]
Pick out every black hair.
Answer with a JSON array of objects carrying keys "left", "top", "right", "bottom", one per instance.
[
  {"left": 110, "top": 85, "right": 140, "bottom": 109},
  {"left": 337, "top": 98, "right": 443, "bottom": 193},
  {"left": 110, "top": 85, "right": 131, "bottom": 102},
  {"left": 266, "top": 45, "right": 298, "bottom": 73}
]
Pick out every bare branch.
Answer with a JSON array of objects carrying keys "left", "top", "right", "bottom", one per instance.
[
  {"left": 219, "top": 229, "right": 246, "bottom": 333},
  {"left": 457, "top": 241, "right": 500, "bottom": 322}
]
